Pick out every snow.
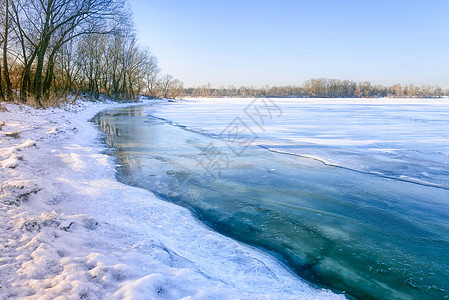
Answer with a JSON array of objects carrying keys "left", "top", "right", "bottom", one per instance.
[
  {"left": 0, "top": 99, "right": 342, "bottom": 299},
  {"left": 148, "top": 98, "right": 449, "bottom": 189}
]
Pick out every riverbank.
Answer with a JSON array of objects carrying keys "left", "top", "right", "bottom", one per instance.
[{"left": 0, "top": 99, "right": 341, "bottom": 299}]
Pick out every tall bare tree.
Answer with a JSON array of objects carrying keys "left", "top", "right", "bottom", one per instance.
[{"left": 2, "top": 0, "right": 12, "bottom": 100}]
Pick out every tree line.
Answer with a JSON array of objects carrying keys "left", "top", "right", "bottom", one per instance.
[
  {"left": 1, "top": 0, "right": 445, "bottom": 105},
  {"left": 0, "top": 0, "right": 184, "bottom": 107},
  {"left": 185, "top": 78, "right": 447, "bottom": 98}
]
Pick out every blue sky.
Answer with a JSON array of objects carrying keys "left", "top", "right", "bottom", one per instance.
[{"left": 128, "top": 0, "right": 449, "bottom": 88}]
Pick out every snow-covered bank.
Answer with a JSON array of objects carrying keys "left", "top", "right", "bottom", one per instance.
[{"left": 0, "top": 100, "right": 342, "bottom": 299}]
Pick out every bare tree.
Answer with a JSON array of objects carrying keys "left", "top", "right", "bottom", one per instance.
[
  {"left": 2, "top": 0, "right": 12, "bottom": 100},
  {"left": 159, "top": 74, "right": 173, "bottom": 98},
  {"left": 8, "top": 0, "right": 121, "bottom": 105},
  {"left": 145, "top": 57, "right": 160, "bottom": 98}
]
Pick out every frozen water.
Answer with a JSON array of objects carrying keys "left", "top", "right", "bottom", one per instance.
[
  {"left": 148, "top": 98, "right": 449, "bottom": 188},
  {"left": 95, "top": 98, "right": 449, "bottom": 299}
]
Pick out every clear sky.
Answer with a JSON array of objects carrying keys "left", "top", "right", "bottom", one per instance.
[{"left": 128, "top": 0, "right": 449, "bottom": 88}]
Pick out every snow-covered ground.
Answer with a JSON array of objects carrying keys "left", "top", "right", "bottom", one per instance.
[{"left": 0, "top": 99, "right": 342, "bottom": 299}]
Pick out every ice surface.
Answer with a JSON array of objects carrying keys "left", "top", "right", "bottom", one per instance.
[
  {"left": 95, "top": 103, "right": 449, "bottom": 299},
  {"left": 149, "top": 98, "right": 449, "bottom": 188},
  {"left": 0, "top": 99, "right": 342, "bottom": 299}
]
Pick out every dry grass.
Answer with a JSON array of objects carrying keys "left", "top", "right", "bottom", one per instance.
[
  {"left": 5, "top": 131, "right": 20, "bottom": 138},
  {"left": 25, "top": 97, "right": 41, "bottom": 108},
  {"left": 18, "top": 91, "right": 73, "bottom": 108}
]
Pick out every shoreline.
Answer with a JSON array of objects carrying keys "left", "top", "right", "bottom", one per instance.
[{"left": 0, "top": 100, "right": 342, "bottom": 299}]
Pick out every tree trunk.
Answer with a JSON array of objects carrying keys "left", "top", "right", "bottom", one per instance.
[
  {"left": 0, "top": 62, "right": 5, "bottom": 101},
  {"left": 43, "top": 53, "right": 56, "bottom": 98},
  {"left": 20, "top": 64, "right": 32, "bottom": 102},
  {"left": 32, "top": 0, "right": 52, "bottom": 107},
  {"left": 3, "top": 0, "right": 13, "bottom": 101},
  {"left": 33, "top": 46, "right": 47, "bottom": 106}
]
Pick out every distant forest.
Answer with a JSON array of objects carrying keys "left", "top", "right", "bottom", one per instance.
[{"left": 185, "top": 79, "right": 447, "bottom": 98}]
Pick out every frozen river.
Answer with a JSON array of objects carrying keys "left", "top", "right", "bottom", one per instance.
[{"left": 95, "top": 98, "right": 449, "bottom": 299}]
